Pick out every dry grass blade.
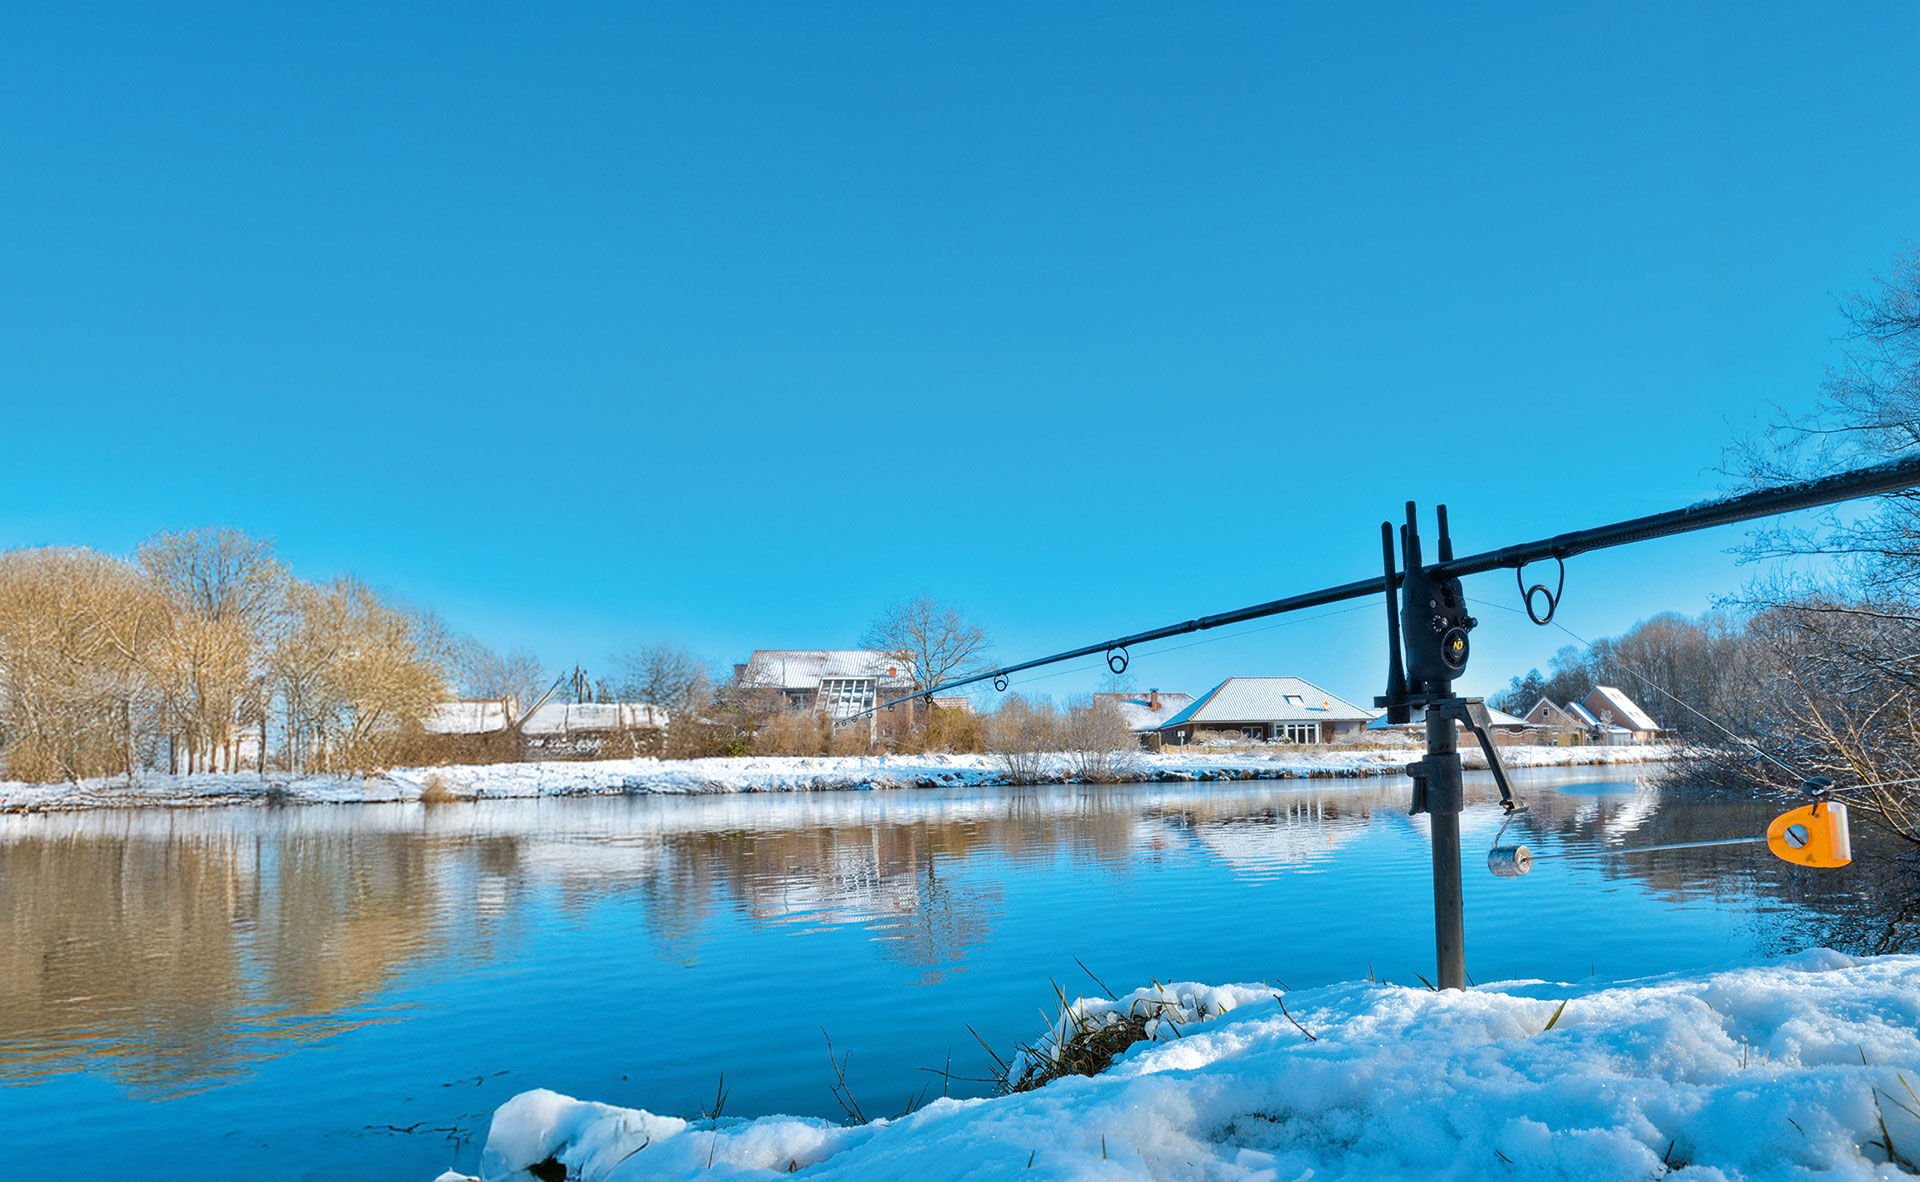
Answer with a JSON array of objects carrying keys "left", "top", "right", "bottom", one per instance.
[
  {"left": 704, "top": 1072, "right": 730, "bottom": 1169},
  {"left": 822, "top": 1030, "right": 868, "bottom": 1125},
  {"left": 1075, "top": 956, "right": 1118, "bottom": 1000},
  {"left": 966, "top": 1023, "right": 1011, "bottom": 1079},
  {"left": 1273, "top": 993, "right": 1317, "bottom": 1041},
  {"left": 1543, "top": 1000, "right": 1569, "bottom": 1032},
  {"left": 1879, "top": 1085, "right": 1920, "bottom": 1123}
]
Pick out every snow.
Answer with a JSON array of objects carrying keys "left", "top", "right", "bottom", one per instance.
[
  {"left": 436, "top": 952, "right": 1920, "bottom": 1181},
  {"left": 0, "top": 744, "right": 1682, "bottom": 811}
]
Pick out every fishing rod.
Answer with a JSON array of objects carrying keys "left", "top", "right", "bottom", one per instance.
[
  {"left": 852, "top": 451, "right": 1920, "bottom": 991},
  {"left": 854, "top": 451, "right": 1920, "bottom": 716}
]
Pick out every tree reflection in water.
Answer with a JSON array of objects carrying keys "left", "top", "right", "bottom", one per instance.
[{"left": 0, "top": 769, "right": 1913, "bottom": 1101}]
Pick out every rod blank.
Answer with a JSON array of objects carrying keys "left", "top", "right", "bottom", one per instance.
[{"left": 853, "top": 452, "right": 1920, "bottom": 717}]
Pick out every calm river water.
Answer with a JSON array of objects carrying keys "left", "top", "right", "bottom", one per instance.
[{"left": 0, "top": 764, "right": 1908, "bottom": 1180}]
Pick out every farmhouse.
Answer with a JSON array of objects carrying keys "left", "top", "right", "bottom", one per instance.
[
  {"left": 1583, "top": 685, "right": 1664, "bottom": 744},
  {"left": 522, "top": 701, "right": 668, "bottom": 757},
  {"left": 738, "top": 649, "right": 920, "bottom": 742},
  {"left": 1155, "top": 677, "right": 1373, "bottom": 745},
  {"left": 1522, "top": 697, "right": 1588, "bottom": 744},
  {"left": 1518, "top": 687, "right": 1663, "bottom": 746}
]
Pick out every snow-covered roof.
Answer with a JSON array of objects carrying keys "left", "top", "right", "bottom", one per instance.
[
  {"left": 424, "top": 699, "right": 515, "bottom": 735},
  {"left": 1366, "top": 704, "right": 1532, "bottom": 731},
  {"left": 742, "top": 650, "right": 914, "bottom": 691},
  {"left": 1093, "top": 691, "right": 1196, "bottom": 733},
  {"left": 1588, "top": 686, "right": 1661, "bottom": 732},
  {"left": 1566, "top": 701, "right": 1631, "bottom": 734},
  {"left": 1157, "top": 678, "right": 1373, "bottom": 730},
  {"left": 522, "top": 702, "right": 668, "bottom": 734}
]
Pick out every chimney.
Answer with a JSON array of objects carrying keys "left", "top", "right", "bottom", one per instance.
[{"left": 1149, "top": 688, "right": 1161, "bottom": 711}]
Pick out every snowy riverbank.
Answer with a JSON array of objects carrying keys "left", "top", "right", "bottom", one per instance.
[
  {"left": 437, "top": 951, "right": 1920, "bottom": 1182},
  {"left": 0, "top": 745, "right": 1679, "bottom": 811}
]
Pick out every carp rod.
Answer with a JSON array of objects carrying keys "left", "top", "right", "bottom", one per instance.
[
  {"left": 852, "top": 451, "right": 1920, "bottom": 718},
  {"left": 842, "top": 450, "right": 1920, "bottom": 992}
]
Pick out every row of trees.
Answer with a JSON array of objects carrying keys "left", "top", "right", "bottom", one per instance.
[
  {"left": 0, "top": 542, "right": 1008, "bottom": 782},
  {"left": 0, "top": 531, "right": 449, "bottom": 782}
]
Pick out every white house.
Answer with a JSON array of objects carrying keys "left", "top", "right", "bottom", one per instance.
[{"left": 1155, "top": 677, "right": 1374, "bottom": 745}]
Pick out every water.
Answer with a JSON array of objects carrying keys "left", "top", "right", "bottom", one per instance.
[{"left": 0, "top": 764, "right": 1906, "bottom": 1179}]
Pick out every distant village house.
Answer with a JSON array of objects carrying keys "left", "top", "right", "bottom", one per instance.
[
  {"left": 418, "top": 695, "right": 668, "bottom": 761},
  {"left": 1155, "top": 677, "right": 1373, "bottom": 745},
  {"left": 1521, "top": 686, "right": 1664, "bottom": 746},
  {"left": 738, "top": 649, "right": 920, "bottom": 743}
]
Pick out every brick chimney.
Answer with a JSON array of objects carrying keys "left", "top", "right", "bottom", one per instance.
[{"left": 1148, "top": 688, "right": 1161, "bottom": 712}]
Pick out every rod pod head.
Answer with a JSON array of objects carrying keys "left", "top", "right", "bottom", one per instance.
[{"left": 1399, "top": 504, "right": 1477, "bottom": 694}]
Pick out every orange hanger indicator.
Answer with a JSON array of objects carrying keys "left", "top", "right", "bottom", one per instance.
[{"left": 1766, "top": 802, "right": 1852, "bottom": 869}]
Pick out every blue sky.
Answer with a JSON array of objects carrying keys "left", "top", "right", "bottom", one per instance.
[{"left": 3, "top": 2, "right": 1917, "bottom": 707}]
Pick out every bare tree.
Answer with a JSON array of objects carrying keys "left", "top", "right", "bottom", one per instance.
[
  {"left": 984, "top": 696, "right": 1057, "bottom": 785},
  {"left": 1710, "top": 247, "right": 1920, "bottom": 836},
  {"left": 0, "top": 549, "right": 164, "bottom": 782},
  {"left": 613, "top": 644, "right": 709, "bottom": 715},
  {"left": 1057, "top": 696, "right": 1139, "bottom": 783},
  {"left": 452, "top": 638, "right": 551, "bottom": 714},
  {"left": 861, "top": 595, "right": 992, "bottom": 697},
  {"left": 137, "top": 528, "right": 287, "bottom": 774},
  {"left": 275, "top": 578, "right": 447, "bottom": 773}
]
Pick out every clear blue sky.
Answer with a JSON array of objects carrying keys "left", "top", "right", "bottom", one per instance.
[{"left": 3, "top": 2, "right": 1916, "bottom": 707}]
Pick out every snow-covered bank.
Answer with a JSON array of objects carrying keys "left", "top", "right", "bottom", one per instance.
[
  {"left": 0, "top": 745, "right": 1679, "bottom": 812},
  {"left": 439, "top": 952, "right": 1920, "bottom": 1182}
]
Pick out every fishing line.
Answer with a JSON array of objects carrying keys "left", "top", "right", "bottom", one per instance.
[{"left": 978, "top": 602, "right": 1378, "bottom": 696}]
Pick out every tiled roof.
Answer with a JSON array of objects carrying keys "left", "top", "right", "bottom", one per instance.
[
  {"left": 1158, "top": 677, "right": 1373, "bottom": 730},
  {"left": 1093, "top": 691, "right": 1196, "bottom": 732},
  {"left": 1566, "top": 701, "right": 1631, "bottom": 733},
  {"left": 423, "top": 699, "right": 515, "bottom": 735},
  {"left": 1588, "top": 686, "right": 1661, "bottom": 732},
  {"left": 522, "top": 702, "right": 668, "bottom": 734},
  {"left": 742, "top": 650, "right": 915, "bottom": 691}
]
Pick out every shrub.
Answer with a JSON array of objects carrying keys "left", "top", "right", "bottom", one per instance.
[
  {"left": 985, "top": 696, "right": 1058, "bottom": 785},
  {"left": 1058, "top": 697, "right": 1139, "bottom": 783}
]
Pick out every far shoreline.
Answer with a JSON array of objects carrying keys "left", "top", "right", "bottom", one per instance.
[{"left": 0, "top": 744, "right": 1680, "bottom": 814}]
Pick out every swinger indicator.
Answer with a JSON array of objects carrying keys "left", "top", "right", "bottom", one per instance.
[
  {"left": 1489, "top": 799, "right": 1854, "bottom": 878},
  {"left": 1766, "top": 801, "right": 1852, "bottom": 868}
]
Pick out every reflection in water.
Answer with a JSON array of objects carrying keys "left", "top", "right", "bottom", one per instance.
[{"left": 0, "top": 767, "right": 1914, "bottom": 1155}]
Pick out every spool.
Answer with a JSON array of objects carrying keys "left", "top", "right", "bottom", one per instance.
[{"left": 1487, "top": 845, "right": 1533, "bottom": 878}]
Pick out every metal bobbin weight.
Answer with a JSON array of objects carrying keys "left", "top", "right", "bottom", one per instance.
[{"left": 1487, "top": 845, "right": 1533, "bottom": 878}]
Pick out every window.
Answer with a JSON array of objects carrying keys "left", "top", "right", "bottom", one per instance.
[
  {"left": 1284, "top": 694, "right": 1305, "bottom": 707},
  {"left": 1240, "top": 725, "right": 1265, "bottom": 740},
  {"left": 1272, "top": 722, "right": 1320, "bottom": 744},
  {"left": 817, "top": 678, "right": 877, "bottom": 719}
]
